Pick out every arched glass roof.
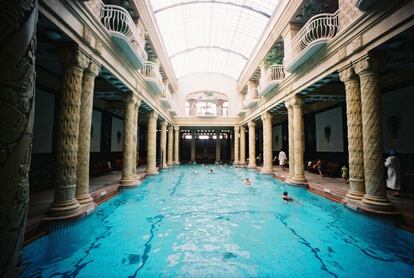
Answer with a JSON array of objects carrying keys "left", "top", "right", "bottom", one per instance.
[{"left": 150, "top": 0, "right": 280, "bottom": 80}]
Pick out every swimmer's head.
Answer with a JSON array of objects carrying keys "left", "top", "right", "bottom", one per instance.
[{"left": 283, "top": 191, "right": 288, "bottom": 196}]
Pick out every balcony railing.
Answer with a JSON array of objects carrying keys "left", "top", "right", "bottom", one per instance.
[
  {"left": 101, "top": 4, "right": 147, "bottom": 68},
  {"left": 141, "top": 61, "right": 164, "bottom": 95},
  {"left": 258, "top": 64, "right": 285, "bottom": 97},
  {"left": 285, "top": 11, "right": 339, "bottom": 72},
  {"left": 243, "top": 95, "right": 258, "bottom": 109}
]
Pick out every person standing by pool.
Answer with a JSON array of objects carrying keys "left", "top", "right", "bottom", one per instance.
[
  {"left": 276, "top": 150, "right": 287, "bottom": 171},
  {"left": 385, "top": 150, "right": 401, "bottom": 196}
]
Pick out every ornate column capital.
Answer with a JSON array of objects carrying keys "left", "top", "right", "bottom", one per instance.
[
  {"left": 123, "top": 92, "right": 138, "bottom": 105},
  {"left": 290, "top": 95, "right": 304, "bottom": 108},
  {"left": 84, "top": 59, "right": 101, "bottom": 77},
  {"left": 234, "top": 125, "right": 240, "bottom": 131},
  {"left": 284, "top": 99, "right": 292, "bottom": 110},
  {"left": 149, "top": 110, "right": 158, "bottom": 120},
  {"left": 248, "top": 120, "right": 256, "bottom": 128},
  {"left": 353, "top": 54, "right": 379, "bottom": 77},
  {"left": 339, "top": 64, "right": 357, "bottom": 83},
  {"left": 58, "top": 46, "right": 89, "bottom": 70},
  {"left": 173, "top": 125, "right": 180, "bottom": 131},
  {"left": 261, "top": 111, "right": 272, "bottom": 121},
  {"left": 160, "top": 120, "right": 167, "bottom": 128}
]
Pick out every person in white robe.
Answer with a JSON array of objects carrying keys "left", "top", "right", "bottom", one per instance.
[
  {"left": 277, "top": 150, "right": 287, "bottom": 171},
  {"left": 385, "top": 150, "right": 401, "bottom": 196}
]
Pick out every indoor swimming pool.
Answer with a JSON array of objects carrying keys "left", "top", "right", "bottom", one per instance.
[{"left": 22, "top": 165, "right": 414, "bottom": 277}]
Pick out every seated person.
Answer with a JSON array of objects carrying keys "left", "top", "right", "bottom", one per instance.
[
  {"left": 282, "top": 191, "right": 293, "bottom": 202},
  {"left": 244, "top": 178, "right": 251, "bottom": 186}
]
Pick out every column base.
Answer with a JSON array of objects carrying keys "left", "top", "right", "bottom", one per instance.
[
  {"left": 361, "top": 194, "right": 393, "bottom": 212},
  {"left": 48, "top": 199, "right": 81, "bottom": 218},
  {"left": 345, "top": 190, "right": 365, "bottom": 201},
  {"left": 286, "top": 176, "right": 307, "bottom": 186},
  {"left": 247, "top": 164, "right": 257, "bottom": 169},
  {"left": 174, "top": 162, "right": 180, "bottom": 165},
  {"left": 146, "top": 169, "right": 159, "bottom": 175},
  {"left": 76, "top": 193, "right": 93, "bottom": 205},
  {"left": 260, "top": 168, "right": 274, "bottom": 175},
  {"left": 167, "top": 161, "right": 174, "bottom": 166},
  {"left": 120, "top": 176, "right": 139, "bottom": 186}
]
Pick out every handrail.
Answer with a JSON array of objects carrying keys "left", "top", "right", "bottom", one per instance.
[
  {"left": 285, "top": 11, "right": 339, "bottom": 66},
  {"left": 141, "top": 61, "right": 163, "bottom": 87},
  {"left": 101, "top": 4, "right": 148, "bottom": 60},
  {"left": 260, "top": 64, "right": 284, "bottom": 84}
]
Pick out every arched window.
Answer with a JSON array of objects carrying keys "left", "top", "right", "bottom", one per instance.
[{"left": 186, "top": 91, "right": 228, "bottom": 117}]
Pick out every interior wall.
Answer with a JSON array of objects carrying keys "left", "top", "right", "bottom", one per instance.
[
  {"left": 32, "top": 89, "right": 55, "bottom": 153},
  {"left": 173, "top": 73, "right": 241, "bottom": 116},
  {"left": 91, "top": 110, "right": 102, "bottom": 152},
  {"left": 381, "top": 85, "right": 414, "bottom": 154}
]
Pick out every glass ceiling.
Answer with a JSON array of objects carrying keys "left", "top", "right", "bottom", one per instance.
[{"left": 150, "top": 0, "right": 280, "bottom": 80}]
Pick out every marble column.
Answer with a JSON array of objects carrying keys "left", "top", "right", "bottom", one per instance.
[
  {"left": 234, "top": 125, "right": 240, "bottom": 165},
  {"left": 76, "top": 60, "right": 100, "bottom": 204},
  {"left": 49, "top": 47, "right": 89, "bottom": 217},
  {"left": 146, "top": 111, "right": 158, "bottom": 175},
  {"left": 239, "top": 126, "right": 246, "bottom": 165},
  {"left": 160, "top": 120, "right": 167, "bottom": 168},
  {"left": 191, "top": 133, "right": 196, "bottom": 162},
  {"left": 216, "top": 130, "right": 221, "bottom": 162},
  {"left": 261, "top": 111, "right": 273, "bottom": 174},
  {"left": 120, "top": 93, "right": 139, "bottom": 185},
  {"left": 0, "top": 2, "right": 37, "bottom": 275},
  {"left": 291, "top": 96, "right": 306, "bottom": 184},
  {"left": 285, "top": 101, "right": 295, "bottom": 180},
  {"left": 174, "top": 125, "right": 180, "bottom": 164},
  {"left": 354, "top": 55, "right": 392, "bottom": 210},
  {"left": 339, "top": 65, "right": 365, "bottom": 201},
  {"left": 167, "top": 125, "right": 174, "bottom": 165},
  {"left": 247, "top": 121, "right": 257, "bottom": 168},
  {"left": 131, "top": 100, "right": 141, "bottom": 177}
]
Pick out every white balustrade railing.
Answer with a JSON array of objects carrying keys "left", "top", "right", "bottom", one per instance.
[
  {"left": 258, "top": 64, "right": 284, "bottom": 91},
  {"left": 101, "top": 4, "right": 148, "bottom": 61},
  {"left": 285, "top": 11, "right": 339, "bottom": 66},
  {"left": 141, "top": 61, "right": 163, "bottom": 87}
]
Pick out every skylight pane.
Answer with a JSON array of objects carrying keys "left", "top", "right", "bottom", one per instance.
[{"left": 150, "top": 0, "right": 280, "bottom": 79}]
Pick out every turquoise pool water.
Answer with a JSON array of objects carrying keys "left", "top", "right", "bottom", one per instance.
[{"left": 23, "top": 165, "right": 414, "bottom": 277}]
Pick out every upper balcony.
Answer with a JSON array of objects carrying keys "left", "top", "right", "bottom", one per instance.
[
  {"left": 284, "top": 11, "right": 339, "bottom": 72},
  {"left": 243, "top": 96, "right": 258, "bottom": 109},
  {"left": 160, "top": 81, "right": 172, "bottom": 109},
  {"left": 141, "top": 61, "right": 164, "bottom": 95},
  {"left": 101, "top": 4, "right": 148, "bottom": 68},
  {"left": 258, "top": 64, "right": 285, "bottom": 97}
]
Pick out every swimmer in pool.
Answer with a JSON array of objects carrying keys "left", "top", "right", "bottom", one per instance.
[
  {"left": 244, "top": 178, "right": 251, "bottom": 186},
  {"left": 282, "top": 191, "right": 293, "bottom": 202},
  {"left": 209, "top": 169, "right": 214, "bottom": 174},
  {"left": 192, "top": 170, "right": 198, "bottom": 175}
]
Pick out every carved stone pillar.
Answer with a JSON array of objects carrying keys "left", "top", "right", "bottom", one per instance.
[
  {"left": 216, "top": 130, "right": 221, "bottom": 162},
  {"left": 49, "top": 47, "right": 89, "bottom": 217},
  {"left": 167, "top": 125, "right": 174, "bottom": 165},
  {"left": 261, "top": 112, "right": 273, "bottom": 174},
  {"left": 239, "top": 126, "right": 246, "bottom": 165},
  {"left": 131, "top": 99, "right": 141, "bottom": 177},
  {"left": 285, "top": 101, "right": 295, "bottom": 180},
  {"left": 146, "top": 111, "right": 158, "bottom": 175},
  {"left": 247, "top": 121, "right": 257, "bottom": 168},
  {"left": 191, "top": 133, "right": 196, "bottom": 162},
  {"left": 174, "top": 125, "right": 180, "bottom": 164},
  {"left": 120, "top": 93, "right": 139, "bottom": 185},
  {"left": 0, "top": 2, "right": 37, "bottom": 275},
  {"left": 354, "top": 55, "right": 392, "bottom": 210},
  {"left": 339, "top": 65, "right": 365, "bottom": 201},
  {"left": 234, "top": 125, "right": 240, "bottom": 165},
  {"left": 76, "top": 60, "right": 100, "bottom": 204},
  {"left": 291, "top": 96, "right": 306, "bottom": 184},
  {"left": 160, "top": 120, "right": 167, "bottom": 168}
]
